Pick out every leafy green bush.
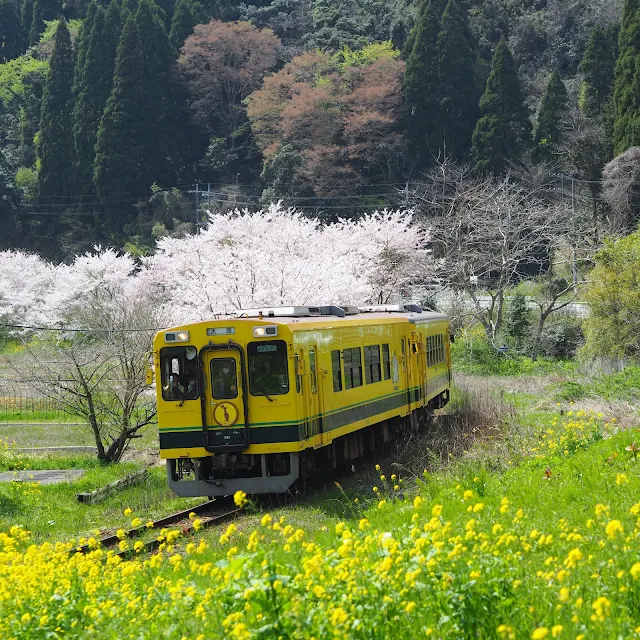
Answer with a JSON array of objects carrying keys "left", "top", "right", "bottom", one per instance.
[
  {"left": 451, "top": 326, "right": 576, "bottom": 376},
  {"left": 537, "top": 315, "right": 585, "bottom": 359},
  {"left": 550, "top": 380, "right": 587, "bottom": 403}
]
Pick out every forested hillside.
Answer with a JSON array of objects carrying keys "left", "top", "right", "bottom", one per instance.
[{"left": 0, "top": 0, "right": 632, "bottom": 259}]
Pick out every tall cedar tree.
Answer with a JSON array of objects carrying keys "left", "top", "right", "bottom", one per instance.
[
  {"left": 402, "top": 0, "right": 445, "bottom": 59},
  {"left": 94, "top": 16, "right": 146, "bottom": 233},
  {"left": 402, "top": 0, "right": 441, "bottom": 169},
  {"left": 28, "top": 0, "right": 44, "bottom": 45},
  {"left": 169, "top": 0, "right": 207, "bottom": 50},
  {"left": 135, "top": 0, "right": 184, "bottom": 188},
  {"left": 613, "top": 0, "right": 640, "bottom": 154},
  {"left": 73, "top": 3, "right": 120, "bottom": 196},
  {"left": 580, "top": 26, "right": 616, "bottom": 117},
  {"left": 71, "top": 0, "right": 98, "bottom": 98},
  {"left": 436, "top": 0, "right": 478, "bottom": 160},
  {"left": 471, "top": 38, "right": 531, "bottom": 174},
  {"left": 37, "top": 17, "right": 74, "bottom": 202},
  {"left": 533, "top": 71, "right": 568, "bottom": 164},
  {"left": 0, "top": 0, "right": 22, "bottom": 62},
  {"left": 21, "top": 0, "right": 33, "bottom": 47}
]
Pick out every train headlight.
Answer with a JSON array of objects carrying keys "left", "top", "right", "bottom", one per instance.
[
  {"left": 165, "top": 331, "right": 190, "bottom": 343},
  {"left": 253, "top": 326, "right": 277, "bottom": 337}
]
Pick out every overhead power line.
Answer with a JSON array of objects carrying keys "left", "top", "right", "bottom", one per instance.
[{"left": 0, "top": 323, "right": 161, "bottom": 333}]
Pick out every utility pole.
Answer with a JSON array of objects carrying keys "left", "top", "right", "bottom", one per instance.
[{"left": 571, "top": 177, "right": 578, "bottom": 288}]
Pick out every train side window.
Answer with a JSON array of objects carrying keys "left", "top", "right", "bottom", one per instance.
[
  {"left": 439, "top": 335, "right": 444, "bottom": 363},
  {"left": 382, "top": 344, "right": 391, "bottom": 380},
  {"left": 344, "top": 347, "right": 363, "bottom": 389},
  {"left": 331, "top": 350, "right": 343, "bottom": 392},
  {"left": 294, "top": 355, "right": 301, "bottom": 393},
  {"left": 426, "top": 336, "right": 432, "bottom": 367},
  {"left": 309, "top": 347, "right": 317, "bottom": 394},
  {"left": 364, "top": 345, "right": 381, "bottom": 384}
]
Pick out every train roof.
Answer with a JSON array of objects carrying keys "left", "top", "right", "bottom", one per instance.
[{"left": 161, "top": 307, "right": 448, "bottom": 335}]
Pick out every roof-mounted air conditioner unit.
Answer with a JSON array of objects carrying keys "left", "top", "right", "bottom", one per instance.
[{"left": 359, "top": 304, "right": 423, "bottom": 314}]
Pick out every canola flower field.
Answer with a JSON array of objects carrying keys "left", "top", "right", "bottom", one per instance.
[{"left": 2, "top": 410, "right": 640, "bottom": 639}]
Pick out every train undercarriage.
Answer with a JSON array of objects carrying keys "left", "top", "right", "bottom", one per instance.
[{"left": 167, "top": 389, "right": 449, "bottom": 498}]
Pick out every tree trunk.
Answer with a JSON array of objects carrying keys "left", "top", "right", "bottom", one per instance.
[{"left": 531, "top": 308, "right": 551, "bottom": 361}]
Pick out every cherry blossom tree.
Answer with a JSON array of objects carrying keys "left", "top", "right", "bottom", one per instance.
[
  {"left": 5, "top": 248, "right": 164, "bottom": 462},
  {"left": 142, "top": 203, "right": 433, "bottom": 322}
]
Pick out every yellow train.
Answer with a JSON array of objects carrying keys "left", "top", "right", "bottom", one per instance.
[{"left": 152, "top": 305, "right": 451, "bottom": 497}]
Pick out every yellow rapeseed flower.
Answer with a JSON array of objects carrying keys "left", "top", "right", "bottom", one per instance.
[
  {"left": 551, "top": 625, "right": 563, "bottom": 638},
  {"left": 616, "top": 473, "right": 629, "bottom": 485},
  {"left": 531, "top": 628, "right": 549, "bottom": 639},
  {"left": 591, "top": 596, "right": 611, "bottom": 622},
  {"left": 605, "top": 519, "right": 624, "bottom": 540},
  {"left": 123, "top": 508, "right": 133, "bottom": 517},
  {"left": 630, "top": 562, "right": 640, "bottom": 580},
  {"left": 233, "top": 490, "right": 248, "bottom": 508},
  {"left": 497, "top": 625, "right": 515, "bottom": 639}
]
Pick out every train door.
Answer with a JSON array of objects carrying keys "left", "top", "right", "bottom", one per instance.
[
  {"left": 414, "top": 331, "right": 427, "bottom": 400},
  {"left": 202, "top": 349, "right": 248, "bottom": 450},
  {"left": 401, "top": 337, "right": 412, "bottom": 410},
  {"left": 302, "top": 345, "right": 322, "bottom": 438}
]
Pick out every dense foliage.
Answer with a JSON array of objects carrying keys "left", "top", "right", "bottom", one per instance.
[
  {"left": 584, "top": 226, "right": 640, "bottom": 360},
  {"left": 0, "top": 0, "right": 635, "bottom": 258}
]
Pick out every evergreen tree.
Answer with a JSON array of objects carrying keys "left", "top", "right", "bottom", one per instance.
[
  {"left": 105, "top": 0, "right": 123, "bottom": 50},
  {"left": 169, "top": 0, "right": 206, "bottom": 50},
  {"left": 533, "top": 71, "right": 568, "bottom": 164},
  {"left": 613, "top": 0, "right": 640, "bottom": 155},
  {"left": 73, "top": 6, "right": 119, "bottom": 196},
  {"left": 402, "top": 0, "right": 445, "bottom": 59},
  {"left": 37, "top": 17, "right": 74, "bottom": 201},
  {"left": 0, "top": 0, "right": 22, "bottom": 62},
  {"left": 72, "top": 0, "right": 98, "bottom": 97},
  {"left": 435, "top": 0, "right": 478, "bottom": 160},
  {"left": 471, "top": 38, "right": 531, "bottom": 174},
  {"left": 121, "top": 0, "right": 139, "bottom": 17},
  {"left": 21, "top": 0, "right": 33, "bottom": 48},
  {"left": 135, "top": 0, "right": 185, "bottom": 186},
  {"left": 28, "top": 0, "right": 44, "bottom": 46},
  {"left": 579, "top": 26, "right": 616, "bottom": 117},
  {"left": 402, "top": 0, "right": 441, "bottom": 169},
  {"left": 94, "top": 16, "right": 146, "bottom": 233}
]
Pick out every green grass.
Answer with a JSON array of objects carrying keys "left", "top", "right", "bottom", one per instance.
[
  {"left": 0, "top": 421, "right": 159, "bottom": 450},
  {"left": 0, "top": 408, "right": 79, "bottom": 423},
  {"left": 0, "top": 461, "right": 205, "bottom": 541},
  {"left": 590, "top": 367, "right": 640, "bottom": 402}
]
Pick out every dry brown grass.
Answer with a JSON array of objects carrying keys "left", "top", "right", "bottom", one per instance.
[{"left": 385, "top": 374, "right": 521, "bottom": 482}]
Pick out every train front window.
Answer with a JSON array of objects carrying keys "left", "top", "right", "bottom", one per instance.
[
  {"left": 210, "top": 358, "right": 238, "bottom": 399},
  {"left": 159, "top": 346, "right": 199, "bottom": 401},
  {"left": 248, "top": 340, "right": 289, "bottom": 396}
]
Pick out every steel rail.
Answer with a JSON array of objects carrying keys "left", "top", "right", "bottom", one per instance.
[{"left": 74, "top": 500, "right": 239, "bottom": 554}]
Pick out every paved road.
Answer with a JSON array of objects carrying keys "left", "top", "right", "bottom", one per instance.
[{"left": 0, "top": 469, "right": 86, "bottom": 485}]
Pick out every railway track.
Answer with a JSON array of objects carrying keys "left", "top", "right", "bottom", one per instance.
[{"left": 75, "top": 500, "right": 240, "bottom": 557}]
